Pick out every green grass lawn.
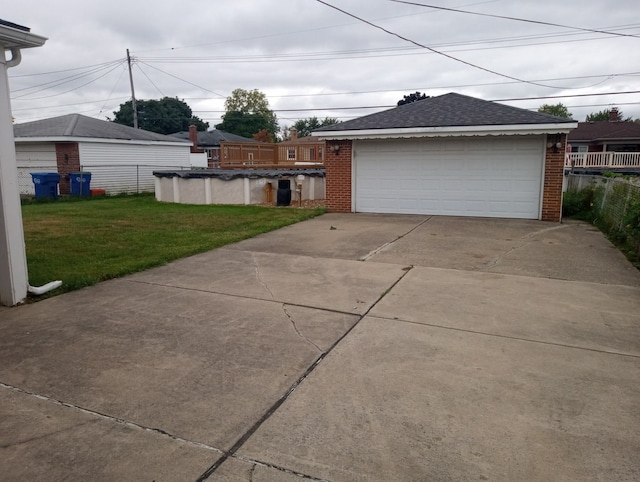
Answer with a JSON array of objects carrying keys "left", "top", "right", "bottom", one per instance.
[{"left": 22, "top": 194, "right": 325, "bottom": 297}]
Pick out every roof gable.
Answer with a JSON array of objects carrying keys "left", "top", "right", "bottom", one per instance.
[
  {"left": 316, "top": 93, "right": 575, "bottom": 132},
  {"left": 14, "top": 114, "right": 191, "bottom": 143},
  {"left": 568, "top": 121, "right": 640, "bottom": 142}
]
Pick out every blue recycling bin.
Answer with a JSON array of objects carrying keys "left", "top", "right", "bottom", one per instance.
[
  {"left": 69, "top": 172, "right": 92, "bottom": 196},
  {"left": 31, "top": 172, "right": 60, "bottom": 200}
]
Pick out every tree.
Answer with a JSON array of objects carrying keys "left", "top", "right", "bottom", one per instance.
[
  {"left": 397, "top": 91, "right": 428, "bottom": 106},
  {"left": 290, "top": 116, "right": 339, "bottom": 138},
  {"left": 111, "top": 97, "right": 208, "bottom": 134},
  {"left": 216, "top": 88, "right": 278, "bottom": 139},
  {"left": 538, "top": 103, "right": 572, "bottom": 119},
  {"left": 586, "top": 107, "right": 631, "bottom": 122}
]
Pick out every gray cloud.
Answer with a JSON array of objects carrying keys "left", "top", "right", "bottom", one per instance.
[{"left": 5, "top": 0, "right": 640, "bottom": 129}]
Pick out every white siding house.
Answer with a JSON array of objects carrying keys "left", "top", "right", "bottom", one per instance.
[{"left": 14, "top": 114, "right": 192, "bottom": 195}]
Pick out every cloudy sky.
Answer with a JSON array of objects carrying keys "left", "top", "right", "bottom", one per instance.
[{"left": 4, "top": 0, "right": 639, "bottom": 132}]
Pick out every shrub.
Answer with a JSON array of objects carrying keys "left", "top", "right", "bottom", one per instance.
[{"left": 562, "top": 188, "right": 594, "bottom": 218}]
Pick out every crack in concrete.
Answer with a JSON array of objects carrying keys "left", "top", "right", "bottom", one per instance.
[
  {"left": 0, "top": 382, "right": 222, "bottom": 454},
  {"left": 360, "top": 216, "right": 432, "bottom": 261},
  {"left": 249, "top": 462, "right": 257, "bottom": 481},
  {"left": 483, "top": 224, "right": 568, "bottom": 271},
  {"left": 252, "top": 253, "right": 275, "bottom": 300},
  {"left": 482, "top": 243, "right": 527, "bottom": 270},
  {"left": 234, "top": 454, "right": 330, "bottom": 481},
  {"left": 283, "top": 304, "right": 323, "bottom": 353},
  {"left": 520, "top": 223, "right": 568, "bottom": 240}
]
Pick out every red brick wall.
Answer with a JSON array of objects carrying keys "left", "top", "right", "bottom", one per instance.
[
  {"left": 55, "top": 142, "right": 81, "bottom": 195},
  {"left": 325, "top": 140, "right": 352, "bottom": 212},
  {"left": 541, "top": 134, "right": 566, "bottom": 222}
]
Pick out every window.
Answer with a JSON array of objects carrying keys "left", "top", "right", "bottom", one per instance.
[{"left": 287, "top": 148, "right": 296, "bottom": 161}]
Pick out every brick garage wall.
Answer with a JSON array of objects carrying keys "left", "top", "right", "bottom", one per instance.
[
  {"left": 325, "top": 140, "right": 352, "bottom": 212},
  {"left": 541, "top": 134, "right": 566, "bottom": 222},
  {"left": 55, "top": 142, "right": 81, "bottom": 195}
]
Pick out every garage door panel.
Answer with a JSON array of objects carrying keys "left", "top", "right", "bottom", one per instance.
[{"left": 354, "top": 137, "right": 543, "bottom": 219}]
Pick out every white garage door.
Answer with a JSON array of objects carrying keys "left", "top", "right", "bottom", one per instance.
[{"left": 354, "top": 136, "right": 544, "bottom": 219}]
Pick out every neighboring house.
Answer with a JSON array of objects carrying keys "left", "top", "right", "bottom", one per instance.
[
  {"left": 567, "top": 109, "right": 640, "bottom": 153},
  {"left": 565, "top": 109, "right": 640, "bottom": 170},
  {"left": 312, "top": 92, "right": 577, "bottom": 222},
  {"left": 14, "top": 114, "right": 192, "bottom": 195},
  {"left": 169, "top": 125, "right": 257, "bottom": 168}
]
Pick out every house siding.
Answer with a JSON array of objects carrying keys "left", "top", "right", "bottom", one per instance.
[
  {"left": 78, "top": 142, "right": 191, "bottom": 194},
  {"left": 15, "top": 142, "right": 57, "bottom": 195}
]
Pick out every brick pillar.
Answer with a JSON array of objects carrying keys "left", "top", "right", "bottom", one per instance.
[
  {"left": 325, "top": 140, "right": 352, "bottom": 212},
  {"left": 541, "top": 134, "right": 566, "bottom": 222},
  {"left": 55, "top": 142, "right": 80, "bottom": 195}
]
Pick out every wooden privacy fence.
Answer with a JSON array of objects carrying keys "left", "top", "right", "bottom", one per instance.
[{"left": 220, "top": 142, "right": 325, "bottom": 168}]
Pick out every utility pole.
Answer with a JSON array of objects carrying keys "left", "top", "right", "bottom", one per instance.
[{"left": 126, "top": 49, "right": 138, "bottom": 129}]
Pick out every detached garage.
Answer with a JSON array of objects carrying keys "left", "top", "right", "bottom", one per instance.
[
  {"left": 314, "top": 93, "right": 577, "bottom": 221},
  {"left": 14, "top": 114, "right": 192, "bottom": 195}
]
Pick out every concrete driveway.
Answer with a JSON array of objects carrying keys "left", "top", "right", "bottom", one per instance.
[{"left": 1, "top": 214, "right": 639, "bottom": 481}]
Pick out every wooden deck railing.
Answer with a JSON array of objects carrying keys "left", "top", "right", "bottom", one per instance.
[
  {"left": 220, "top": 142, "right": 325, "bottom": 168},
  {"left": 565, "top": 152, "right": 640, "bottom": 169}
]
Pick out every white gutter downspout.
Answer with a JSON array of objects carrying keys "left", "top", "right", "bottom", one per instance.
[{"left": 9, "top": 48, "right": 62, "bottom": 297}]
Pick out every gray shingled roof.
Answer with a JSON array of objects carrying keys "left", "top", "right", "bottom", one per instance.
[
  {"left": 568, "top": 121, "right": 640, "bottom": 142},
  {"left": 315, "top": 93, "right": 576, "bottom": 132},
  {"left": 169, "top": 129, "right": 257, "bottom": 147},
  {"left": 13, "top": 114, "right": 191, "bottom": 143}
]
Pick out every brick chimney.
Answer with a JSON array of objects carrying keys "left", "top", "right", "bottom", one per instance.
[
  {"left": 609, "top": 108, "right": 619, "bottom": 122},
  {"left": 188, "top": 124, "right": 199, "bottom": 153},
  {"left": 290, "top": 127, "right": 298, "bottom": 141}
]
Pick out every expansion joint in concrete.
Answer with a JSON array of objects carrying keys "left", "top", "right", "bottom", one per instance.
[
  {"left": 0, "top": 382, "right": 221, "bottom": 454},
  {"left": 197, "top": 266, "right": 414, "bottom": 480}
]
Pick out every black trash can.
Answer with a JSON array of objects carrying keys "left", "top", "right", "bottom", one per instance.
[
  {"left": 276, "top": 179, "right": 291, "bottom": 206},
  {"left": 69, "top": 172, "right": 92, "bottom": 196},
  {"left": 31, "top": 172, "right": 60, "bottom": 200}
]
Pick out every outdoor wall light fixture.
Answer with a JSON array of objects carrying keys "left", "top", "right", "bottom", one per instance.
[
  {"left": 329, "top": 144, "right": 340, "bottom": 153},
  {"left": 547, "top": 134, "right": 563, "bottom": 153}
]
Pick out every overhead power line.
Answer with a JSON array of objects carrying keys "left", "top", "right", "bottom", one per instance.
[
  {"left": 191, "top": 90, "right": 640, "bottom": 114},
  {"left": 315, "top": 0, "right": 573, "bottom": 89},
  {"left": 390, "top": 0, "right": 640, "bottom": 39},
  {"left": 135, "top": 61, "right": 226, "bottom": 98}
]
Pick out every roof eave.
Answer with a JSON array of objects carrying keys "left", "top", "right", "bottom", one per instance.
[
  {"left": 14, "top": 136, "right": 192, "bottom": 147},
  {"left": 0, "top": 24, "right": 47, "bottom": 49},
  {"left": 312, "top": 123, "right": 578, "bottom": 140}
]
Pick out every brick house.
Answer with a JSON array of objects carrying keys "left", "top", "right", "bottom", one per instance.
[
  {"left": 567, "top": 109, "right": 640, "bottom": 153},
  {"left": 312, "top": 93, "right": 577, "bottom": 222}
]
